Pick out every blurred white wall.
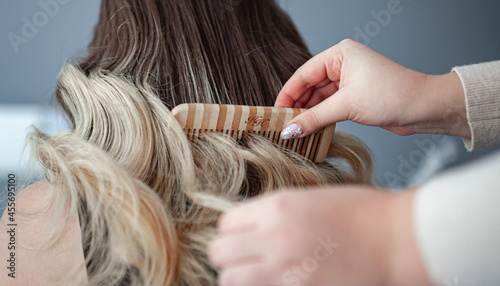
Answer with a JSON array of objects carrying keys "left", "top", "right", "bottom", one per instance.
[
  {"left": 0, "top": 104, "right": 69, "bottom": 212},
  {"left": 0, "top": 104, "right": 69, "bottom": 174}
]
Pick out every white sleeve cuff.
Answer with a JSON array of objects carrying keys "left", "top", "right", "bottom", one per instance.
[{"left": 452, "top": 61, "right": 500, "bottom": 151}]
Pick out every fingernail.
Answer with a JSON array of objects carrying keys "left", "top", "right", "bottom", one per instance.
[{"left": 281, "top": 123, "right": 303, "bottom": 139}]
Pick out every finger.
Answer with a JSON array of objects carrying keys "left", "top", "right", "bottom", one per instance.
[
  {"left": 217, "top": 196, "right": 270, "bottom": 235},
  {"left": 315, "top": 77, "right": 336, "bottom": 89},
  {"left": 218, "top": 262, "right": 284, "bottom": 286},
  {"left": 282, "top": 89, "right": 350, "bottom": 138},
  {"left": 303, "top": 81, "right": 339, "bottom": 109},
  {"left": 293, "top": 86, "right": 313, "bottom": 108},
  {"left": 275, "top": 49, "right": 341, "bottom": 107},
  {"left": 275, "top": 56, "right": 328, "bottom": 107},
  {"left": 293, "top": 78, "right": 334, "bottom": 108},
  {"left": 208, "top": 232, "right": 265, "bottom": 268}
]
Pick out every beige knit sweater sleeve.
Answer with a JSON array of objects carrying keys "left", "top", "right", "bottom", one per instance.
[
  {"left": 414, "top": 60, "right": 500, "bottom": 286},
  {"left": 453, "top": 60, "right": 500, "bottom": 151}
]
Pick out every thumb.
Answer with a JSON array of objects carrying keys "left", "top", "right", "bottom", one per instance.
[{"left": 280, "top": 94, "right": 349, "bottom": 139}]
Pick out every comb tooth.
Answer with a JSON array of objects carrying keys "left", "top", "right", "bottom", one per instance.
[
  {"left": 311, "top": 132, "right": 323, "bottom": 161},
  {"left": 301, "top": 135, "right": 310, "bottom": 157},
  {"left": 312, "top": 131, "right": 322, "bottom": 160},
  {"left": 277, "top": 133, "right": 284, "bottom": 147},
  {"left": 283, "top": 137, "right": 290, "bottom": 149},
  {"left": 290, "top": 139, "right": 295, "bottom": 150},
  {"left": 287, "top": 139, "right": 293, "bottom": 151},
  {"left": 302, "top": 138, "right": 308, "bottom": 154},
  {"left": 296, "top": 137, "right": 305, "bottom": 154},
  {"left": 281, "top": 134, "right": 288, "bottom": 148},
  {"left": 291, "top": 137, "right": 299, "bottom": 152},
  {"left": 291, "top": 137, "right": 298, "bottom": 152},
  {"left": 285, "top": 140, "right": 292, "bottom": 151},
  {"left": 305, "top": 134, "right": 315, "bottom": 159},
  {"left": 284, "top": 138, "right": 291, "bottom": 149},
  {"left": 309, "top": 135, "right": 317, "bottom": 160},
  {"left": 270, "top": 131, "right": 276, "bottom": 141},
  {"left": 308, "top": 132, "right": 320, "bottom": 160}
]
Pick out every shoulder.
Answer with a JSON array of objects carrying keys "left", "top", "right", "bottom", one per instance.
[{"left": 0, "top": 180, "right": 88, "bottom": 285}]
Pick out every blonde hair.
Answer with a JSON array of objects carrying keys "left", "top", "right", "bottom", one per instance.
[
  {"left": 32, "top": 64, "right": 372, "bottom": 285},
  {"left": 28, "top": 0, "right": 374, "bottom": 285}
]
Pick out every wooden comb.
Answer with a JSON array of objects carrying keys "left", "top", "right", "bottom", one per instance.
[{"left": 171, "top": 103, "right": 335, "bottom": 163}]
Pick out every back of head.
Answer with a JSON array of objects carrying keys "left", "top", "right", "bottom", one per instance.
[
  {"left": 77, "top": 0, "right": 312, "bottom": 108},
  {"left": 31, "top": 0, "right": 374, "bottom": 285}
]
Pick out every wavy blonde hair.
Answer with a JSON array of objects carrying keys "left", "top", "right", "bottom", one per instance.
[{"left": 30, "top": 0, "right": 373, "bottom": 285}]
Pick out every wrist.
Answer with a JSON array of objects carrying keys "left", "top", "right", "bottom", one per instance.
[
  {"left": 421, "top": 72, "right": 470, "bottom": 138},
  {"left": 347, "top": 188, "right": 420, "bottom": 286},
  {"left": 386, "top": 188, "right": 431, "bottom": 286}
]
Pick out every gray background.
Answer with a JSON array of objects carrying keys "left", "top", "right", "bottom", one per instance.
[{"left": 1, "top": 0, "right": 500, "bottom": 213}]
